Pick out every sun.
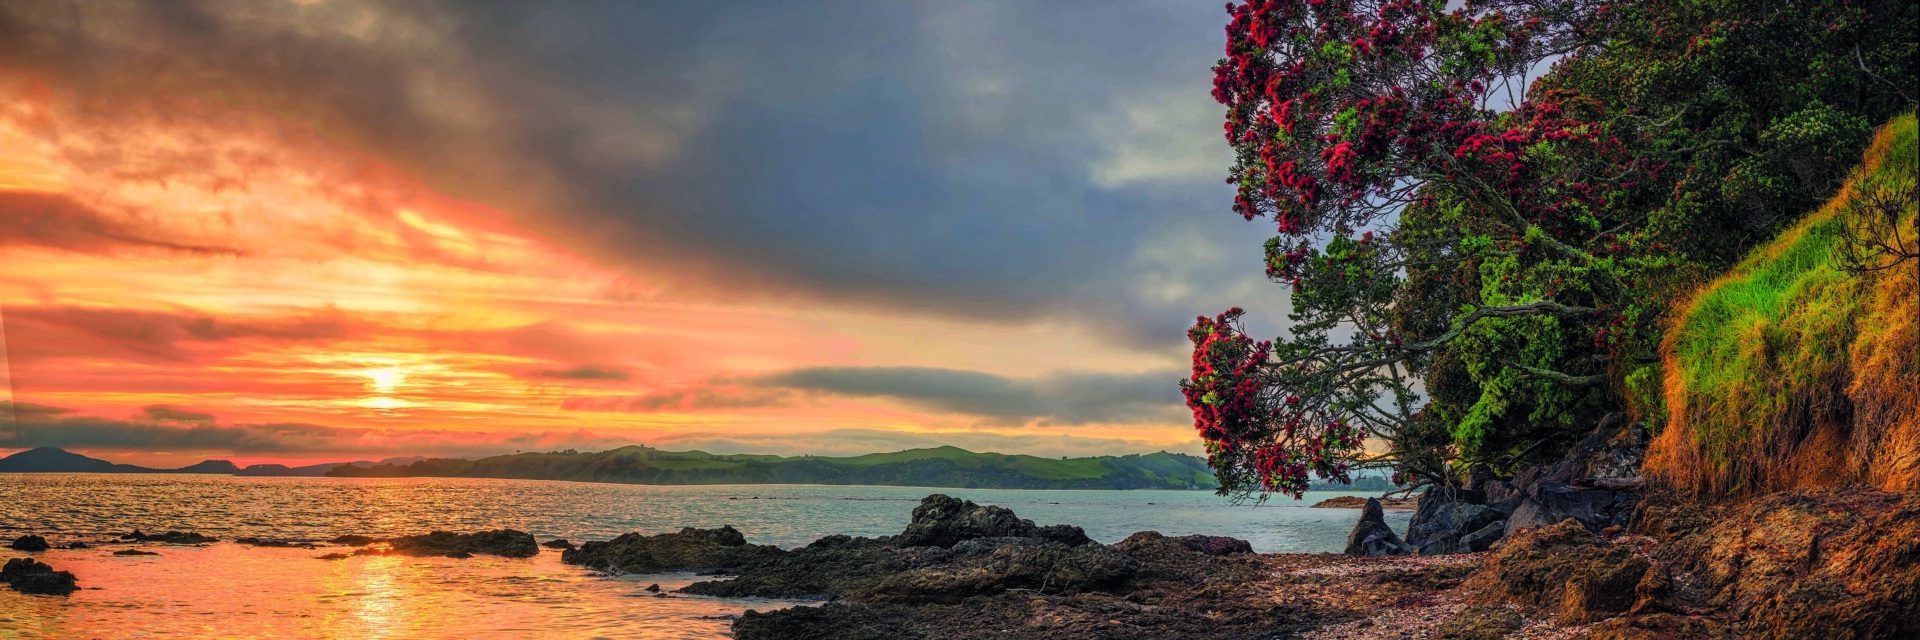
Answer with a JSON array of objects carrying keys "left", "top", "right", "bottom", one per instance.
[{"left": 356, "top": 367, "right": 410, "bottom": 394}]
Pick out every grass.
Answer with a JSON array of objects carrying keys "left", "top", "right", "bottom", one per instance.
[{"left": 1648, "top": 112, "right": 1919, "bottom": 499}]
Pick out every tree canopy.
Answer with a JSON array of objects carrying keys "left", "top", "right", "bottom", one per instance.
[{"left": 1187, "top": 0, "right": 1918, "bottom": 499}]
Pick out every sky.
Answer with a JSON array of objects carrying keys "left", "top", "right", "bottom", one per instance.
[{"left": 0, "top": 0, "right": 1293, "bottom": 467}]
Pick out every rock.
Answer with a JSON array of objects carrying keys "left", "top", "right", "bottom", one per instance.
[
  {"left": 1654, "top": 486, "right": 1920, "bottom": 638},
  {"left": 127, "top": 531, "right": 218, "bottom": 544},
  {"left": 8, "top": 535, "right": 50, "bottom": 552},
  {"left": 1504, "top": 481, "right": 1630, "bottom": 537},
  {"left": 2, "top": 558, "right": 78, "bottom": 596},
  {"left": 113, "top": 549, "right": 159, "bottom": 556},
  {"left": 65, "top": 542, "right": 88, "bottom": 550},
  {"left": 891, "top": 494, "right": 1039, "bottom": 548},
  {"left": 849, "top": 538, "right": 1138, "bottom": 604},
  {"left": 386, "top": 530, "right": 537, "bottom": 558},
  {"left": 541, "top": 538, "right": 575, "bottom": 550},
  {"left": 1555, "top": 550, "right": 1650, "bottom": 625},
  {"left": 328, "top": 535, "right": 381, "bottom": 546},
  {"left": 1461, "top": 518, "right": 1648, "bottom": 624},
  {"left": 1574, "top": 612, "right": 1718, "bottom": 640},
  {"left": 1463, "top": 520, "right": 1506, "bottom": 552},
  {"left": 804, "top": 534, "right": 889, "bottom": 550},
  {"left": 1344, "top": 497, "right": 1413, "bottom": 557},
  {"left": 315, "top": 553, "right": 351, "bottom": 560},
  {"left": 560, "top": 526, "right": 783, "bottom": 573},
  {"left": 445, "top": 550, "right": 474, "bottom": 559},
  {"left": 1629, "top": 563, "right": 1673, "bottom": 615},
  {"left": 645, "top": 583, "right": 661, "bottom": 592},
  {"left": 1034, "top": 524, "right": 1095, "bottom": 548},
  {"left": 1405, "top": 488, "right": 1503, "bottom": 555},
  {"left": 1312, "top": 495, "right": 1417, "bottom": 509},
  {"left": 1166, "top": 534, "right": 1252, "bottom": 556}
]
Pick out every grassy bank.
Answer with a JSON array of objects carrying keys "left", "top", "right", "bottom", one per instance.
[{"left": 1648, "top": 113, "right": 1919, "bottom": 499}]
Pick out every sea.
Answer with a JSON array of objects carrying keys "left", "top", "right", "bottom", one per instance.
[{"left": 0, "top": 475, "right": 1411, "bottom": 639}]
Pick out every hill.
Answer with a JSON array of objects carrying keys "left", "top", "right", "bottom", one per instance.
[
  {"left": 1648, "top": 113, "right": 1920, "bottom": 499},
  {"left": 328, "top": 445, "right": 1228, "bottom": 490},
  {"left": 0, "top": 447, "right": 236, "bottom": 474}
]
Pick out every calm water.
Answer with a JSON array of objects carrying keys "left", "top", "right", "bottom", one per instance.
[{"left": 0, "top": 475, "right": 1407, "bottom": 639}]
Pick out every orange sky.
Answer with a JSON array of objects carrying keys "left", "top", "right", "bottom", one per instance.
[{"left": 0, "top": 70, "right": 1207, "bottom": 467}]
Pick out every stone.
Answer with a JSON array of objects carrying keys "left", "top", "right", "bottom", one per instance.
[
  {"left": 386, "top": 530, "right": 538, "bottom": 558},
  {"left": 1504, "top": 481, "right": 1627, "bottom": 537},
  {"left": 1405, "top": 488, "right": 1503, "bottom": 555},
  {"left": 1461, "top": 518, "right": 1647, "bottom": 621},
  {"left": 2, "top": 558, "right": 78, "bottom": 596},
  {"left": 1034, "top": 524, "right": 1095, "bottom": 548},
  {"left": 1630, "top": 563, "right": 1673, "bottom": 615},
  {"left": 1555, "top": 551, "right": 1650, "bottom": 625},
  {"left": 8, "top": 535, "right": 49, "bottom": 552},
  {"left": 328, "top": 535, "right": 380, "bottom": 546},
  {"left": 891, "top": 494, "right": 1039, "bottom": 548},
  {"left": 1165, "top": 534, "right": 1252, "bottom": 556},
  {"left": 65, "top": 542, "right": 88, "bottom": 550},
  {"left": 1463, "top": 520, "right": 1505, "bottom": 552},
  {"left": 560, "top": 526, "right": 784, "bottom": 573},
  {"left": 541, "top": 538, "right": 575, "bottom": 550},
  {"left": 113, "top": 549, "right": 159, "bottom": 556},
  {"left": 1344, "top": 497, "right": 1412, "bottom": 557},
  {"left": 128, "top": 531, "right": 218, "bottom": 544}
]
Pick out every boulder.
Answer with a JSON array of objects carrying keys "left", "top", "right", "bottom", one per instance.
[
  {"left": 8, "top": 535, "right": 49, "bottom": 552},
  {"left": 1461, "top": 518, "right": 1647, "bottom": 624},
  {"left": 1034, "top": 524, "right": 1095, "bottom": 548},
  {"left": 328, "top": 535, "right": 381, "bottom": 546},
  {"left": 127, "top": 530, "right": 218, "bottom": 544},
  {"left": 1463, "top": 520, "right": 1506, "bottom": 552},
  {"left": 113, "top": 549, "right": 159, "bottom": 556},
  {"left": 64, "top": 542, "right": 89, "bottom": 550},
  {"left": 891, "top": 494, "right": 1039, "bottom": 548},
  {"left": 386, "top": 530, "right": 538, "bottom": 558},
  {"left": 541, "top": 538, "right": 575, "bottom": 550},
  {"left": 560, "top": 525, "right": 783, "bottom": 573},
  {"left": 1405, "top": 487, "right": 1503, "bottom": 555},
  {"left": 1503, "top": 481, "right": 1632, "bottom": 537},
  {"left": 2, "top": 558, "right": 78, "bottom": 596},
  {"left": 1344, "top": 497, "right": 1413, "bottom": 557}
]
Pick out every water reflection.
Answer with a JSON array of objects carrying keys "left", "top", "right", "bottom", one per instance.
[{"left": 0, "top": 474, "right": 1406, "bottom": 638}]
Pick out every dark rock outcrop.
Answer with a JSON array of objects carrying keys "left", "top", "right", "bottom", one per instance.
[
  {"left": 1461, "top": 518, "right": 1648, "bottom": 624},
  {"left": 541, "top": 538, "right": 575, "bottom": 550},
  {"left": 560, "top": 525, "right": 783, "bottom": 573},
  {"left": 2, "top": 558, "right": 78, "bottom": 595},
  {"left": 892, "top": 494, "right": 1041, "bottom": 548},
  {"left": 125, "top": 530, "right": 218, "bottom": 544},
  {"left": 384, "top": 530, "right": 538, "bottom": 558},
  {"left": 328, "top": 535, "right": 380, "bottom": 546},
  {"left": 1344, "top": 497, "right": 1412, "bottom": 556},
  {"left": 8, "top": 535, "right": 50, "bottom": 552},
  {"left": 1403, "top": 488, "right": 1503, "bottom": 555},
  {"left": 113, "top": 549, "right": 159, "bottom": 556}
]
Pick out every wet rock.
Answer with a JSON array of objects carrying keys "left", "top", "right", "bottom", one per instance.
[
  {"left": 2, "top": 558, "right": 78, "bottom": 596},
  {"left": 386, "top": 530, "right": 538, "bottom": 558},
  {"left": 127, "top": 531, "right": 218, "bottom": 544},
  {"left": 327, "top": 535, "right": 381, "bottom": 546},
  {"left": 804, "top": 534, "right": 889, "bottom": 550},
  {"left": 1034, "top": 524, "right": 1095, "bottom": 548},
  {"left": 541, "top": 538, "right": 575, "bottom": 550},
  {"left": 892, "top": 494, "right": 1039, "bottom": 548},
  {"left": 8, "top": 535, "right": 50, "bottom": 552},
  {"left": 64, "top": 542, "right": 89, "bottom": 550},
  {"left": 644, "top": 583, "right": 661, "bottom": 592},
  {"left": 315, "top": 553, "right": 351, "bottom": 560},
  {"left": 1344, "top": 498, "right": 1412, "bottom": 557},
  {"left": 113, "top": 549, "right": 159, "bottom": 556},
  {"left": 560, "top": 525, "right": 782, "bottom": 573}
]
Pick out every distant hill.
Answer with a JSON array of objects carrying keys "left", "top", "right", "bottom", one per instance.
[
  {"left": 329, "top": 445, "right": 1224, "bottom": 490},
  {"left": 0, "top": 447, "right": 236, "bottom": 474}
]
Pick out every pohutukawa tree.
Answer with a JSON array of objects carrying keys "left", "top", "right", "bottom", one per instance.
[{"left": 1186, "top": 0, "right": 1919, "bottom": 500}]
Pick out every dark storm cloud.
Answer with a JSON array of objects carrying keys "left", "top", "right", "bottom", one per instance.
[
  {"left": 753, "top": 366, "right": 1186, "bottom": 425},
  {"left": 0, "top": 0, "right": 1290, "bottom": 348},
  {"left": 0, "top": 191, "right": 244, "bottom": 255}
]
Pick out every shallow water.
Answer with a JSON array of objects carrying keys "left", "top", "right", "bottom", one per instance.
[{"left": 0, "top": 474, "right": 1409, "bottom": 638}]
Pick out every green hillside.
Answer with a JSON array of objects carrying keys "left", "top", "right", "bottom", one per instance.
[{"left": 327, "top": 445, "right": 1226, "bottom": 490}]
